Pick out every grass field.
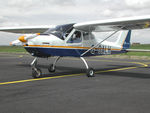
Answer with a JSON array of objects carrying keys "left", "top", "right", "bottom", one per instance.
[
  {"left": 130, "top": 44, "right": 150, "bottom": 49},
  {"left": 0, "top": 44, "right": 150, "bottom": 56},
  {"left": 0, "top": 46, "right": 26, "bottom": 53}
]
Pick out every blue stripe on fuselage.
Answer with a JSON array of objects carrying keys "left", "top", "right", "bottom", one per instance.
[{"left": 24, "top": 47, "right": 127, "bottom": 57}]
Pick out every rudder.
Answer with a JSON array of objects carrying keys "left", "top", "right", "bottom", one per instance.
[{"left": 115, "top": 30, "right": 131, "bottom": 50}]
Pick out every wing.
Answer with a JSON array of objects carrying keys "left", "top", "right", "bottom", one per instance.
[
  {"left": 74, "top": 15, "right": 150, "bottom": 32},
  {"left": 0, "top": 25, "right": 55, "bottom": 34}
]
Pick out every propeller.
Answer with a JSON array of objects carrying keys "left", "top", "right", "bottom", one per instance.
[{"left": 10, "top": 33, "right": 40, "bottom": 46}]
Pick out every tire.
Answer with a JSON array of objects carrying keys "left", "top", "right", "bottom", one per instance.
[
  {"left": 32, "top": 68, "right": 42, "bottom": 78},
  {"left": 86, "top": 68, "right": 95, "bottom": 77},
  {"left": 48, "top": 64, "right": 56, "bottom": 72}
]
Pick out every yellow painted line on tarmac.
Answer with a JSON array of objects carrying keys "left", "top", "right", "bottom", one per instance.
[
  {"left": 95, "top": 61, "right": 148, "bottom": 74},
  {"left": 0, "top": 73, "right": 83, "bottom": 85},
  {"left": 95, "top": 66, "right": 137, "bottom": 74},
  {"left": 0, "top": 59, "right": 148, "bottom": 86},
  {"left": 130, "top": 62, "right": 148, "bottom": 67},
  {"left": 19, "top": 55, "right": 23, "bottom": 58}
]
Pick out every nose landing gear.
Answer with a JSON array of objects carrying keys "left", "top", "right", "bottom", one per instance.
[
  {"left": 31, "top": 57, "right": 42, "bottom": 78},
  {"left": 31, "top": 57, "right": 61, "bottom": 78}
]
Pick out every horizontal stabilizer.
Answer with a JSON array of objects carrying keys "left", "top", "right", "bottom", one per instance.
[{"left": 126, "top": 49, "right": 150, "bottom": 52}]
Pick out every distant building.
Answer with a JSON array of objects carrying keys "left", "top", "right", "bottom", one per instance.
[{"left": 132, "top": 43, "right": 141, "bottom": 45}]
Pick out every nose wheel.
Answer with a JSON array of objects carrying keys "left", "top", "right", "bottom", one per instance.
[{"left": 32, "top": 68, "right": 42, "bottom": 78}]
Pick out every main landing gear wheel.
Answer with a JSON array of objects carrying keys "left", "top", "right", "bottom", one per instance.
[
  {"left": 86, "top": 68, "right": 95, "bottom": 77},
  {"left": 32, "top": 68, "right": 42, "bottom": 78},
  {"left": 48, "top": 64, "right": 56, "bottom": 72}
]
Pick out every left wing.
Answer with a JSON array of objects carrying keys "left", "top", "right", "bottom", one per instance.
[
  {"left": 74, "top": 15, "right": 150, "bottom": 32},
  {"left": 0, "top": 25, "right": 55, "bottom": 34}
]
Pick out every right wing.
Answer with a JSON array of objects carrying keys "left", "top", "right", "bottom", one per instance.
[{"left": 74, "top": 15, "right": 150, "bottom": 32}]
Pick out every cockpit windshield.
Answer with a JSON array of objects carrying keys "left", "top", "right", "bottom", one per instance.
[{"left": 44, "top": 23, "right": 75, "bottom": 40}]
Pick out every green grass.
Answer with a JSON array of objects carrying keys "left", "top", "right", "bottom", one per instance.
[
  {"left": 130, "top": 44, "right": 150, "bottom": 49},
  {"left": 0, "top": 46, "right": 26, "bottom": 53}
]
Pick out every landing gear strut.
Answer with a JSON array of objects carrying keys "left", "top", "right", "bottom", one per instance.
[
  {"left": 80, "top": 57, "right": 95, "bottom": 77},
  {"left": 31, "top": 57, "right": 42, "bottom": 78}
]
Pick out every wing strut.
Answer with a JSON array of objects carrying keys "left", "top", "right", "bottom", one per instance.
[{"left": 81, "top": 30, "right": 120, "bottom": 57}]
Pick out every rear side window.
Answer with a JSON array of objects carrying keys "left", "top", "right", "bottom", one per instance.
[{"left": 83, "top": 32, "right": 89, "bottom": 40}]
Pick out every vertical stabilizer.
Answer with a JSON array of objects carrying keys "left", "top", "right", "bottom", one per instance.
[{"left": 115, "top": 30, "right": 131, "bottom": 49}]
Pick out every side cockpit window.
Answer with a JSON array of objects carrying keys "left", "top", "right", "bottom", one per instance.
[{"left": 67, "top": 31, "right": 82, "bottom": 43}]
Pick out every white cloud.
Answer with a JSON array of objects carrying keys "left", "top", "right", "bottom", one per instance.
[
  {"left": 102, "top": 9, "right": 112, "bottom": 16},
  {"left": 125, "top": 0, "right": 150, "bottom": 8}
]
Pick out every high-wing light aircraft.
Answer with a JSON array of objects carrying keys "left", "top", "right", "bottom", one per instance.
[{"left": 0, "top": 15, "right": 150, "bottom": 78}]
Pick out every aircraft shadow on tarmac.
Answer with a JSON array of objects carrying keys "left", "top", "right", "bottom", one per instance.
[{"left": 17, "top": 63, "right": 150, "bottom": 79}]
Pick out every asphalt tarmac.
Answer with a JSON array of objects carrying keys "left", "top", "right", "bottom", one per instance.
[{"left": 0, "top": 53, "right": 150, "bottom": 113}]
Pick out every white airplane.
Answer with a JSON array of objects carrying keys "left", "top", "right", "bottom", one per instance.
[{"left": 0, "top": 15, "right": 150, "bottom": 78}]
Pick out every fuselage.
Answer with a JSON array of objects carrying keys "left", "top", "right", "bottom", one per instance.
[{"left": 24, "top": 34, "right": 126, "bottom": 57}]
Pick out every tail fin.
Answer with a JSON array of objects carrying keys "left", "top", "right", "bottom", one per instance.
[{"left": 115, "top": 30, "right": 131, "bottom": 50}]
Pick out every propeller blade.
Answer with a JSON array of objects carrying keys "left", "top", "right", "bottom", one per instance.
[
  {"left": 18, "top": 33, "right": 40, "bottom": 43},
  {"left": 10, "top": 40, "right": 21, "bottom": 46}
]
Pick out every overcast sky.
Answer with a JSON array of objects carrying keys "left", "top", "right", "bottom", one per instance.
[{"left": 0, "top": 0, "right": 150, "bottom": 45}]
